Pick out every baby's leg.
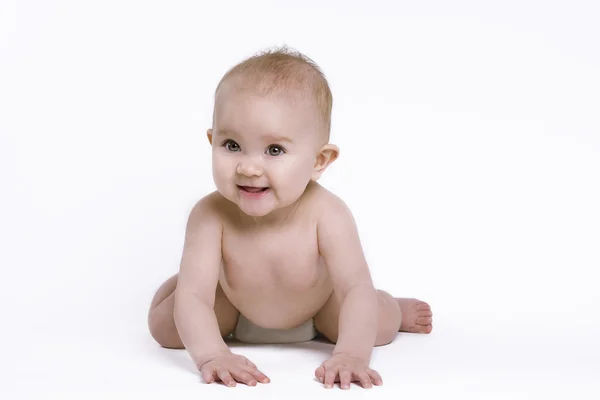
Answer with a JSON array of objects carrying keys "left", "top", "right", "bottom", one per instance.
[
  {"left": 147, "top": 273, "right": 239, "bottom": 349},
  {"left": 314, "top": 290, "right": 432, "bottom": 346}
]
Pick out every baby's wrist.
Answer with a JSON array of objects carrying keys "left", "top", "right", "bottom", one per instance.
[
  {"left": 332, "top": 348, "right": 371, "bottom": 364},
  {"left": 193, "top": 347, "right": 231, "bottom": 369}
]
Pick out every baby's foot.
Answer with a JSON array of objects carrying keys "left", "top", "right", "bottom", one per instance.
[{"left": 396, "top": 298, "right": 433, "bottom": 334}]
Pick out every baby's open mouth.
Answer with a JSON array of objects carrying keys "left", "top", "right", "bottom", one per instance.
[{"left": 238, "top": 185, "right": 269, "bottom": 193}]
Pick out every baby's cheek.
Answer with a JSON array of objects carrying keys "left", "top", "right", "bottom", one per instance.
[
  {"left": 286, "top": 165, "right": 313, "bottom": 193},
  {"left": 212, "top": 157, "right": 232, "bottom": 187},
  {"left": 276, "top": 164, "right": 299, "bottom": 184}
]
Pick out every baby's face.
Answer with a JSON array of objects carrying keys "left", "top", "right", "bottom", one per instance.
[{"left": 210, "top": 88, "right": 323, "bottom": 217}]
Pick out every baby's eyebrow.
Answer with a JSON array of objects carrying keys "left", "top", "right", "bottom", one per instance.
[
  {"left": 262, "top": 133, "right": 293, "bottom": 144},
  {"left": 215, "top": 128, "right": 293, "bottom": 143}
]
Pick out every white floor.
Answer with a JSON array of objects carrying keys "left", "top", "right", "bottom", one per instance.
[{"left": 2, "top": 294, "right": 598, "bottom": 399}]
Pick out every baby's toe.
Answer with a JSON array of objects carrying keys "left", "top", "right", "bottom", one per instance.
[
  {"left": 415, "top": 301, "right": 431, "bottom": 312},
  {"left": 419, "top": 308, "right": 432, "bottom": 317}
]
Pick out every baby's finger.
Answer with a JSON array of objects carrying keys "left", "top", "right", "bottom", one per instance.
[
  {"left": 356, "top": 371, "right": 373, "bottom": 389},
  {"left": 216, "top": 368, "right": 236, "bottom": 387},
  {"left": 245, "top": 366, "right": 270, "bottom": 384},
  {"left": 324, "top": 368, "right": 337, "bottom": 389},
  {"left": 231, "top": 369, "right": 256, "bottom": 386},
  {"left": 314, "top": 366, "right": 325, "bottom": 384},
  {"left": 200, "top": 365, "right": 216, "bottom": 384},
  {"left": 244, "top": 358, "right": 257, "bottom": 369},
  {"left": 339, "top": 370, "right": 352, "bottom": 390},
  {"left": 366, "top": 368, "right": 383, "bottom": 386}
]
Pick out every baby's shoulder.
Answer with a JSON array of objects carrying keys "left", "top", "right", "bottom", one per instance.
[
  {"left": 305, "top": 182, "right": 353, "bottom": 219},
  {"left": 186, "top": 191, "right": 230, "bottom": 226}
]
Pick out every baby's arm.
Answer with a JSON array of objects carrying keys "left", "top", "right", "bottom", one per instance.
[
  {"left": 174, "top": 197, "right": 268, "bottom": 386},
  {"left": 317, "top": 195, "right": 379, "bottom": 362},
  {"left": 173, "top": 197, "right": 228, "bottom": 366}
]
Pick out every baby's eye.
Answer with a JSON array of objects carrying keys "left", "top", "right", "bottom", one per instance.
[
  {"left": 266, "top": 145, "right": 285, "bottom": 156},
  {"left": 224, "top": 140, "right": 240, "bottom": 152}
]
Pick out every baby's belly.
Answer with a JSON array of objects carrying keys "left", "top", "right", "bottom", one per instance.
[{"left": 219, "top": 261, "right": 333, "bottom": 330}]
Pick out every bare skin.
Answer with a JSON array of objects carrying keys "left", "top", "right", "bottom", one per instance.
[{"left": 148, "top": 184, "right": 433, "bottom": 389}]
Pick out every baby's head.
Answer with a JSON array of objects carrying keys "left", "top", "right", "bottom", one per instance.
[{"left": 207, "top": 47, "right": 339, "bottom": 218}]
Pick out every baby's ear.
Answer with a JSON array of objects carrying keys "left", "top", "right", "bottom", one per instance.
[
  {"left": 206, "top": 129, "right": 213, "bottom": 145},
  {"left": 312, "top": 144, "right": 340, "bottom": 180}
]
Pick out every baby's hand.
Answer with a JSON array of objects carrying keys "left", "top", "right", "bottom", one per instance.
[
  {"left": 197, "top": 350, "right": 270, "bottom": 387},
  {"left": 315, "top": 352, "right": 382, "bottom": 389}
]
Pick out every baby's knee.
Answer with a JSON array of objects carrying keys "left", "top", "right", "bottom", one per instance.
[
  {"left": 374, "top": 290, "right": 401, "bottom": 346},
  {"left": 148, "top": 308, "right": 184, "bottom": 349},
  {"left": 377, "top": 290, "right": 401, "bottom": 319},
  {"left": 374, "top": 319, "right": 398, "bottom": 346}
]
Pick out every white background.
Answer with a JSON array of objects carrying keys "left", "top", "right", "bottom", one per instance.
[{"left": 1, "top": 0, "right": 599, "bottom": 398}]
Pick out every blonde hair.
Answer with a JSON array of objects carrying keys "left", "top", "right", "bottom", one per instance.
[{"left": 214, "top": 46, "right": 333, "bottom": 138}]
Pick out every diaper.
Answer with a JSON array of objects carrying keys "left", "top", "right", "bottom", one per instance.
[{"left": 233, "top": 314, "right": 318, "bottom": 344}]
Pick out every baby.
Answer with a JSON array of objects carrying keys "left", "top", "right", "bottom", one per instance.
[{"left": 147, "top": 47, "right": 433, "bottom": 390}]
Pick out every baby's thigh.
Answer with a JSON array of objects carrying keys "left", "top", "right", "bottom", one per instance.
[
  {"left": 149, "top": 274, "right": 240, "bottom": 347},
  {"left": 313, "top": 289, "right": 397, "bottom": 345}
]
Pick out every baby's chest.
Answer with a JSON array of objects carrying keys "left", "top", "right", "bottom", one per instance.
[{"left": 221, "top": 227, "right": 322, "bottom": 289}]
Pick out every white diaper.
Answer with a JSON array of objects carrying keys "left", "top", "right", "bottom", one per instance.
[{"left": 233, "top": 314, "right": 318, "bottom": 344}]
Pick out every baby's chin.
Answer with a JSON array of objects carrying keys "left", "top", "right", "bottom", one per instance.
[
  {"left": 219, "top": 191, "right": 275, "bottom": 217},
  {"left": 217, "top": 187, "right": 301, "bottom": 218},
  {"left": 235, "top": 199, "right": 290, "bottom": 219}
]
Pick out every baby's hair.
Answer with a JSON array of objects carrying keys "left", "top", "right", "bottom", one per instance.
[{"left": 215, "top": 45, "right": 333, "bottom": 139}]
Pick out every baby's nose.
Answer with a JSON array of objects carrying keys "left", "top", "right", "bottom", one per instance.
[{"left": 237, "top": 161, "right": 263, "bottom": 177}]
